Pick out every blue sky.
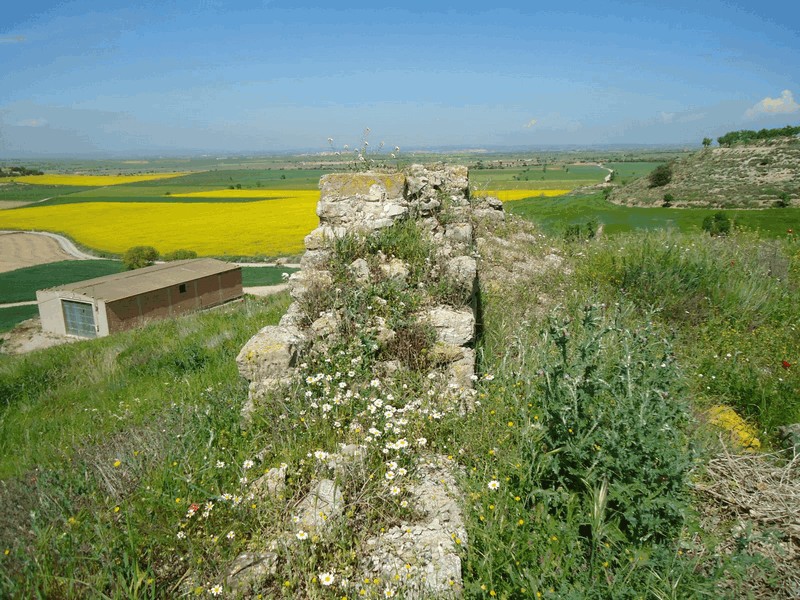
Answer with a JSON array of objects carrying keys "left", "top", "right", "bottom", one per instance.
[{"left": 1, "top": 0, "right": 798, "bottom": 157}]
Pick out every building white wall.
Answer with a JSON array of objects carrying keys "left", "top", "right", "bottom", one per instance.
[{"left": 36, "top": 290, "right": 109, "bottom": 338}]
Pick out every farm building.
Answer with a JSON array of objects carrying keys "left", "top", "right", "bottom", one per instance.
[{"left": 36, "top": 258, "right": 243, "bottom": 338}]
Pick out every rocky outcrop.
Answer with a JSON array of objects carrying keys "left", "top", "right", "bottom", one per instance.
[{"left": 231, "top": 165, "right": 504, "bottom": 597}]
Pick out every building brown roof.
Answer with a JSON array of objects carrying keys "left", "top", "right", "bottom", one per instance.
[{"left": 46, "top": 258, "right": 241, "bottom": 302}]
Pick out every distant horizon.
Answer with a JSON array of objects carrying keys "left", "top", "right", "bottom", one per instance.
[{"left": 0, "top": 140, "right": 739, "bottom": 162}]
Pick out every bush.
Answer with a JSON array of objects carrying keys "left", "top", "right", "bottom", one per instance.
[
  {"left": 648, "top": 163, "right": 673, "bottom": 188},
  {"left": 774, "top": 192, "right": 790, "bottom": 208},
  {"left": 122, "top": 245, "right": 159, "bottom": 270},
  {"left": 161, "top": 249, "right": 198, "bottom": 261},
  {"left": 702, "top": 212, "right": 732, "bottom": 236},
  {"left": 662, "top": 193, "right": 674, "bottom": 207},
  {"left": 564, "top": 218, "right": 599, "bottom": 242}
]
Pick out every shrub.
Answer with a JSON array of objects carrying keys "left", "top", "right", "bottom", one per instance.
[
  {"left": 648, "top": 163, "right": 673, "bottom": 188},
  {"left": 564, "top": 218, "right": 599, "bottom": 242},
  {"left": 662, "top": 193, "right": 674, "bottom": 207},
  {"left": 121, "top": 245, "right": 159, "bottom": 270},
  {"left": 702, "top": 212, "right": 732, "bottom": 236},
  {"left": 161, "top": 249, "right": 198, "bottom": 261}
]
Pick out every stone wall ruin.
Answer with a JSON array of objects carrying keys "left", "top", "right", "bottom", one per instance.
[{"left": 232, "top": 165, "right": 504, "bottom": 597}]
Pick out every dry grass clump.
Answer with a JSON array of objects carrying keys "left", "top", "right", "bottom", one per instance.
[{"left": 693, "top": 444, "right": 800, "bottom": 598}]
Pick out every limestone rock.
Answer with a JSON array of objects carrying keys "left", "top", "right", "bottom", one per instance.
[
  {"left": 304, "top": 225, "right": 346, "bottom": 251},
  {"left": 320, "top": 173, "right": 406, "bottom": 203},
  {"left": 447, "top": 347, "right": 476, "bottom": 391},
  {"left": 236, "top": 325, "right": 308, "bottom": 382},
  {"left": 288, "top": 270, "right": 333, "bottom": 301},
  {"left": 380, "top": 258, "right": 409, "bottom": 283},
  {"left": 361, "top": 457, "right": 466, "bottom": 598},
  {"left": 251, "top": 465, "right": 287, "bottom": 498},
  {"left": 444, "top": 223, "right": 473, "bottom": 246},
  {"left": 348, "top": 258, "right": 371, "bottom": 284},
  {"left": 278, "top": 302, "right": 305, "bottom": 328},
  {"left": 424, "top": 306, "right": 475, "bottom": 346},
  {"left": 445, "top": 256, "right": 477, "bottom": 302},
  {"left": 241, "top": 376, "right": 293, "bottom": 421},
  {"left": 300, "top": 249, "right": 332, "bottom": 269},
  {"left": 227, "top": 550, "right": 278, "bottom": 591},
  {"left": 428, "top": 342, "right": 466, "bottom": 365},
  {"left": 297, "top": 479, "right": 343, "bottom": 531},
  {"left": 326, "top": 444, "right": 368, "bottom": 477},
  {"left": 374, "top": 316, "right": 396, "bottom": 346},
  {"left": 311, "top": 310, "right": 339, "bottom": 339},
  {"left": 378, "top": 359, "right": 402, "bottom": 376},
  {"left": 472, "top": 208, "right": 505, "bottom": 223}
]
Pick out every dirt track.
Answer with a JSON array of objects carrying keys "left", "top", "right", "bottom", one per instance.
[{"left": 0, "top": 231, "right": 79, "bottom": 273}]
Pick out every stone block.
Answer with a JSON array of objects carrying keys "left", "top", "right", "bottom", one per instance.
[
  {"left": 298, "top": 478, "right": 344, "bottom": 531},
  {"left": 320, "top": 173, "right": 406, "bottom": 202},
  {"left": 236, "top": 325, "right": 308, "bottom": 382},
  {"left": 424, "top": 306, "right": 475, "bottom": 346}
]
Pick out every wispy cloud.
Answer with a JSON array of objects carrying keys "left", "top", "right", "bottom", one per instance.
[
  {"left": 659, "top": 110, "right": 706, "bottom": 124},
  {"left": 0, "top": 35, "right": 26, "bottom": 44},
  {"left": 17, "top": 118, "right": 48, "bottom": 127},
  {"left": 523, "top": 118, "right": 537, "bottom": 128},
  {"left": 744, "top": 90, "right": 800, "bottom": 119}
]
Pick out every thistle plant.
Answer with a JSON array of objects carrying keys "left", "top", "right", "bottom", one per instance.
[{"left": 327, "top": 128, "right": 400, "bottom": 171}]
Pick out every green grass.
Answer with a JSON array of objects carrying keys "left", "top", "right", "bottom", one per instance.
[
  {"left": 471, "top": 164, "right": 606, "bottom": 190},
  {"left": 570, "top": 230, "right": 800, "bottom": 433},
  {"left": 508, "top": 192, "right": 800, "bottom": 237},
  {"left": 0, "top": 293, "right": 291, "bottom": 479},
  {"left": 240, "top": 266, "right": 297, "bottom": 287},
  {"left": 605, "top": 161, "right": 662, "bottom": 183},
  {"left": 0, "top": 305, "right": 39, "bottom": 333},
  {"left": 0, "top": 260, "right": 122, "bottom": 304},
  {"left": 0, "top": 183, "right": 91, "bottom": 204}
]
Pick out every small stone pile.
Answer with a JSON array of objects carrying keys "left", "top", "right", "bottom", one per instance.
[{"left": 232, "top": 165, "right": 503, "bottom": 597}]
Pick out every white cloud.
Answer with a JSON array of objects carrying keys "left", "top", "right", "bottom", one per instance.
[
  {"left": 0, "top": 35, "right": 26, "bottom": 44},
  {"left": 745, "top": 90, "right": 800, "bottom": 119},
  {"left": 16, "top": 118, "right": 48, "bottom": 127},
  {"left": 523, "top": 118, "right": 537, "bottom": 128}
]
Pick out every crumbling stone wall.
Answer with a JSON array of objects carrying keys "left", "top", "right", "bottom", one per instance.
[{"left": 233, "top": 165, "right": 503, "bottom": 597}]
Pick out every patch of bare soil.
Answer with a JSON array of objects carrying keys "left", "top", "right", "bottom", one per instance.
[
  {"left": 0, "top": 231, "right": 77, "bottom": 273},
  {"left": 0, "top": 200, "right": 33, "bottom": 210},
  {"left": 0, "top": 317, "right": 78, "bottom": 355}
]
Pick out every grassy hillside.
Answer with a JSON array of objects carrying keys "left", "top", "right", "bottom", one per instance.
[
  {"left": 610, "top": 137, "right": 800, "bottom": 208},
  {"left": 1, "top": 216, "right": 798, "bottom": 597}
]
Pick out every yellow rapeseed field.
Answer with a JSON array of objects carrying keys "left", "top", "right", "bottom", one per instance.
[
  {"left": 10, "top": 173, "right": 189, "bottom": 186},
  {"left": 0, "top": 194, "right": 320, "bottom": 256},
  {"left": 475, "top": 189, "right": 570, "bottom": 202},
  {"left": 0, "top": 186, "right": 564, "bottom": 256},
  {"left": 170, "top": 190, "right": 307, "bottom": 199}
]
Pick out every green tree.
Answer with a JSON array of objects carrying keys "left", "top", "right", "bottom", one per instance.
[
  {"left": 122, "top": 246, "right": 159, "bottom": 270},
  {"left": 702, "top": 137, "right": 712, "bottom": 148},
  {"left": 701, "top": 212, "right": 731, "bottom": 236},
  {"left": 649, "top": 163, "right": 673, "bottom": 188}
]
